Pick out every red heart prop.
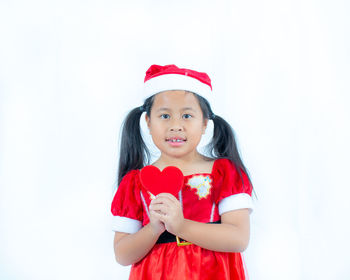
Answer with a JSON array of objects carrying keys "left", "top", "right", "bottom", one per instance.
[{"left": 139, "top": 165, "right": 184, "bottom": 198}]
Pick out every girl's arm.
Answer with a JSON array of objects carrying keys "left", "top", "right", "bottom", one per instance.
[
  {"left": 149, "top": 193, "right": 250, "bottom": 252},
  {"left": 176, "top": 209, "right": 249, "bottom": 252},
  {"left": 114, "top": 212, "right": 165, "bottom": 266}
]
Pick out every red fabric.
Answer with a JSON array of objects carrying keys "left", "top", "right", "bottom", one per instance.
[
  {"left": 144, "top": 64, "right": 212, "bottom": 90},
  {"left": 213, "top": 159, "right": 253, "bottom": 204},
  {"left": 111, "top": 170, "right": 143, "bottom": 222},
  {"left": 129, "top": 243, "right": 245, "bottom": 280},
  {"left": 111, "top": 158, "right": 252, "bottom": 279}
]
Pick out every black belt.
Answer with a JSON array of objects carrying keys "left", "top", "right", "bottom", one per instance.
[{"left": 156, "top": 221, "right": 221, "bottom": 244}]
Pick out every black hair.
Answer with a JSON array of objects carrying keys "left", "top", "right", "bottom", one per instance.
[
  {"left": 117, "top": 95, "right": 155, "bottom": 185},
  {"left": 117, "top": 92, "right": 253, "bottom": 191},
  {"left": 194, "top": 93, "right": 254, "bottom": 190}
]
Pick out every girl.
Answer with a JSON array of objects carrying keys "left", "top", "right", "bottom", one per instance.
[{"left": 111, "top": 64, "right": 254, "bottom": 280}]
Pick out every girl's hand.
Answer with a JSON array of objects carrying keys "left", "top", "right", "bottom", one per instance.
[
  {"left": 149, "top": 193, "right": 185, "bottom": 236},
  {"left": 149, "top": 204, "right": 166, "bottom": 236}
]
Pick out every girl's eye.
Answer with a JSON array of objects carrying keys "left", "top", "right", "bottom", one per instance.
[
  {"left": 160, "top": 114, "right": 170, "bottom": 119},
  {"left": 183, "top": 114, "right": 192, "bottom": 119}
]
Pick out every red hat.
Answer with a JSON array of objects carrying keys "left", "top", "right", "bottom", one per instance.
[{"left": 143, "top": 64, "right": 212, "bottom": 101}]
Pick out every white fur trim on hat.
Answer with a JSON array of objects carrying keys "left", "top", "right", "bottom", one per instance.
[{"left": 143, "top": 74, "right": 212, "bottom": 102}]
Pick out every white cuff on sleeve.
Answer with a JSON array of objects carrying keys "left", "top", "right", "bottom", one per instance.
[
  {"left": 111, "top": 216, "right": 142, "bottom": 234},
  {"left": 218, "top": 193, "right": 253, "bottom": 215}
]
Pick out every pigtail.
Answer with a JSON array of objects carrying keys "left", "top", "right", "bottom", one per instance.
[
  {"left": 117, "top": 95, "right": 155, "bottom": 185},
  {"left": 209, "top": 114, "right": 253, "bottom": 188},
  {"left": 210, "top": 115, "right": 240, "bottom": 160},
  {"left": 118, "top": 107, "right": 148, "bottom": 184},
  {"left": 193, "top": 93, "right": 253, "bottom": 189}
]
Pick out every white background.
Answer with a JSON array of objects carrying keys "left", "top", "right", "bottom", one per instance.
[{"left": 1, "top": 1, "right": 349, "bottom": 279}]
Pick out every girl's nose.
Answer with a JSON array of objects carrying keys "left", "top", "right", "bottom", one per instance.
[
  {"left": 169, "top": 120, "right": 183, "bottom": 131},
  {"left": 170, "top": 126, "right": 183, "bottom": 132}
]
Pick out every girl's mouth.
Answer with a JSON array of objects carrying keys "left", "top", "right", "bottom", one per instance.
[
  {"left": 166, "top": 137, "right": 186, "bottom": 146},
  {"left": 168, "top": 139, "right": 185, "bottom": 142}
]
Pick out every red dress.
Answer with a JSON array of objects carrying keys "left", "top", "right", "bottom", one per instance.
[{"left": 111, "top": 158, "right": 253, "bottom": 280}]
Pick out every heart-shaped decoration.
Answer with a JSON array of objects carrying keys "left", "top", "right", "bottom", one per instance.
[{"left": 139, "top": 165, "right": 184, "bottom": 198}]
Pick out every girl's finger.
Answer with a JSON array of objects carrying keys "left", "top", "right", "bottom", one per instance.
[
  {"left": 150, "top": 210, "right": 164, "bottom": 220},
  {"left": 156, "top": 193, "right": 178, "bottom": 202},
  {"left": 149, "top": 203, "right": 169, "bottom": 214},
  {"left": 153, "top": 195, "right": 177, "bottom": 206},
  {"left": 149, "top": 199, "right": 167, "bottom": 207}
]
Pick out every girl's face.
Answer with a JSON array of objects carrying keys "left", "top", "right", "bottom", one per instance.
[{"left": 145, "top": 90, "right": 208, "bottom": 161}]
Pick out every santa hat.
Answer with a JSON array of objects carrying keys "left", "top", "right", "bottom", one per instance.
[{"left": 143, "top": 64, "right": 212, "bottom": 102}]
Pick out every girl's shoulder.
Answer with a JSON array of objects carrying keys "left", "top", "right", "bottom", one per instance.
[
  {"left": 119, "top": 169, "right": 141, "bottom": 187},
  {"left": 210, "top": 158, "right": 235, "bottom": 176},
  {"left": 212, "top": 157, "right": 235, "bottom": 171}
]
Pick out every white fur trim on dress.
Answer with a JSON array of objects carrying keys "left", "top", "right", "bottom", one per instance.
[
  {"left": 143, "top": 74, "right": 212, "bottom": 102},
  {"left": 111, "top": 216, "right": 142, "bottom": 234},
  {"left": 218, "top": 193, "right": 253, "bottom": 215}
]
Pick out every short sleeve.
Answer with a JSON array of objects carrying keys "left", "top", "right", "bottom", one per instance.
[
  {"left": 110, "top": 170, "right": 143, "bottom": 234},
  {"left": 213, "top": 159, "right": 254, "bottom": 215}
]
